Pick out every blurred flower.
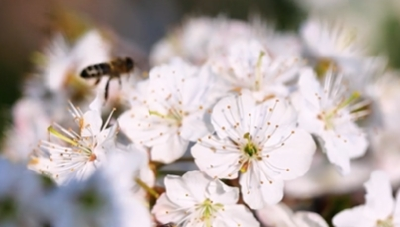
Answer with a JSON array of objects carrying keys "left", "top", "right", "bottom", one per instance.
[
  {"left": 48, "top": 150, "right": 151, "bottom": 227},
  {"left": 297, "top": 68, "right": 368, "bottom": 174},
  {"left": 301, "top": 17, "right": 365, "bottom": 60},
  {"left": 119, "top": 58, "right": 216, "bottom": 163},
  {"left": 192, "top": 93, "right": 315, "bottom": 209},
  {"left": 0, "top": 158, "right": 50, "bottom": 227},
  {"left": 256, "top": 202, "right": 328, "bottom": 227},
  {"left": 33, "top": 30, "right": 111, "bottom": 99},
  {"left": 150, "top": 17, "right": 259, "bottom": 65},
  {"left": 150, "top": 16, "right": 300, "bottom": 66},
  {"left": 152, "top": 170, "right": 260, "bottom": 227},
  {"left": 210, "top": 39, "right": 303, "bottom": 101},
  {"left": 332, "top": 170, "right": 400, "bottom": 227},
  {"left": 367, "top": 71, "right": 400, "bottom": 186},
  {"left": 2, "top": 98, "right": 51, "bottom": 162},
  {"left": 101, "top": 143, "right": 155, "bottom": 201},
  {"left": 285, "top": 152, "right": 371, "bottom": 198}
]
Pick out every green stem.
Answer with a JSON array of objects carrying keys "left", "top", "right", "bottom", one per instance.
[{"left": 135, "top": 178, "right": 159, "bottom": 199}]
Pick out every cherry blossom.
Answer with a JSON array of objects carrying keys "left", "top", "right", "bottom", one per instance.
[
  {"left": 119, "top": 58, "right": 217, "bottom": 163},
  {"left": 192, "top": 92, "right": 316, "bottom": 209},
  {"left": 297, "top": 68, "right": 368, "bottom": 174},
  {"left": 29, "top": 102, "right": 118, "bottom": 184},
  {"left": 152, "top": 170, "right": 260, "bottom": 227},
  {"left": 332, "top": 170, "right": 400, "bottom": 227}
]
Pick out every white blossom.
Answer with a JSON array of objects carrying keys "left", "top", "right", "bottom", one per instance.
[
  {"left": 150, "top": 17, "right": 267, "bottom": 65},
  {"left": 29, "top": 102, "right": 118, "bottom": 184},
  {"left": 256, "top": 202, "right": 328, "bottom": 227},
  {"left": 301, "top": 18, "right": 365, "bottom": 60},
  {"left": 332, "top": 170, "right": 400, "bottom": 227},
  {"left": 38, "top": 30, "right": 110, "bottom": 94},
  {"left": 367, "top": 71, "right": 400, "bottom": 185},
  {"left": 210, "top": 39, "right": 303, "bottom": 101},
  {"left": 297, "top": 68, "right": 368, "bottom": 174},
  {"left": 101, "top": 143, "right": 155, "bottom": 200},
  {"left": 152, "top": 170, "right": 260, "bottom": 227},
  {"left": 119, "top": 58, "right": 216, "bottom": 163},
  {"left": 285, "top": 152, "right": 371, "bottom": 198},
  {"left": 192, "top": 92, "right": 316, "bottom": 209}
]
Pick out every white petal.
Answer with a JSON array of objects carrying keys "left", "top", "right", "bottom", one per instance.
[
  {"left": 81, "top": 110, "right": 102, "bottom": 137},
  {"left": 331, "top": 121, "right": 368, "bottom": 159},
  {"left": 118, "top": 106, "right": 179, "bottom": 147},
  {"left": 332, "top": 205, "right": 376, "bottom": 227},
  {"left": 294, "top": 212, "right": 329, "bottom": 227},
  {"left": 363, "top": 170, "right": 394, "bottom": 219},
  {"left": 152, "top": 193, "right": 187, "bottom": 224},
  {"left": 206, "top": 179, "right": 239, "bottom": 205},
  {"left": 211, "top": 93, "right": 257, "bottom": 139},
  {"left": 180, "top": 171, "right": 211, "bottom": 202},
  {"left": 164, "top": 172, "right": 207, "bottom": 207},
  {"left": 298, "top": 68, "right": 323, "bottom": 110},
  {"left": 324, "top": 145, "right": 351, "bottom": 175},
  {"left": 151, "top": 135, "right": 189, "bottom": 164},
  {"left": 191, "top": 137, "right": 241, "bottom": 179},
  {"left": 240, "top": 165, "right": 285, "bottom": 209},
  {"left": 256, "top": 203, "right": 297, "bottom": 227},
  {"left": 214, "top": 205, "right": 260, "bottom": 227},
  {"left": 262, "top": 128, "right": 316, "bottom": 180},
  {"left": 180, "top": 115, "right": 209, "bottom": 141}
]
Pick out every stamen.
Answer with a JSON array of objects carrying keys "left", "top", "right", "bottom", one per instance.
[
  {"left": 102, "top": 108, "right": 116, "bottom": 131},
  {"left": 254, "top": 51, "right": 265, "bottom": 91},
  {"left": 48, "top": 126, "right": 78, "bottom": 147},
  {"left": 337, "top": 91, "right": 360, "bottom": 110}
]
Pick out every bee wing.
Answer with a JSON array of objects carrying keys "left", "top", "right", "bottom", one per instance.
[{"left": 104, "top": 28, "right": 150, "bottom": 71}]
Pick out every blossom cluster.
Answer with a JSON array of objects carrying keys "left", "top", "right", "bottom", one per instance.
[{"left": 1, "top": 15, "right": 400, "bottom": 227}]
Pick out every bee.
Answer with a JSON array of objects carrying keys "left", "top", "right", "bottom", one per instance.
[{"left": 80, "top": 57, "right": 135, "bottom": 101}]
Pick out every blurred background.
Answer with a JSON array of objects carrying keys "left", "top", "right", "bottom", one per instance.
[{"left": 0, "top": 0, "right": 307, "bottom": 138}]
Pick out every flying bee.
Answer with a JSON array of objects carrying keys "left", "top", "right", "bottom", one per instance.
[{"left": 80, "top": 56, "right": 135, "bottom": 101}]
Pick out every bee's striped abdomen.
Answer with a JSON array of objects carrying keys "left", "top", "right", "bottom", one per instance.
[{"left": 80, "top": 63, "right": 112, "bottom": 78}]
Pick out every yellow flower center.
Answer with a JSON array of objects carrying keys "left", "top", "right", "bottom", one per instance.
[
  {"left": 376, "top": 216, "right": 394, "bottom": 227},
  {"left": 196, "top": 198, "right": 224, "bottom": 227},
  {"left": 318, "top": 91, "right": 361, "bottom": 130}
]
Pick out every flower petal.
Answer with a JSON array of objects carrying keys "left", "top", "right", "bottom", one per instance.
[
  {"left": 206, "top": 179, "right": 239, "bottom": 205},
  {"left": 294, "top": 211, "right": 329, "bottom": 227},
  {"left": 214, "top": 205, "right": 260, "bottom": 227},
  {"left": 211, "top": 93, "right": 256, "bottom": 139},
  {"left": 240, "top": 164, "right": 285, "bottom": 209},
  {"left": 81, "top": 110, "right": 102, "bottom": 137},
  {"left": 152, "top": 193, "right": 187, "bottom": 224},
  {"left": 191, "top": 136, "right": 241, "bottom": 179},
  {"left": 364, "top": 170, "right": 394, "bottom": 219},
  {"left": 164, "top": 171, "right": 207, "bottom": 207},
  {"left": 332, "top": 205, "right": 375, "bottom": 227},
  {"left": 151, "top": 135, "right": 189, "bottom": 163},
  {"left": 262, "top": 128, "right": 316, "bottom": 180}
]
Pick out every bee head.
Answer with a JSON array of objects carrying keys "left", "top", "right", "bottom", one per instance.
[{"left": 125, "top": 57, "right": 134, "bottom": 71}]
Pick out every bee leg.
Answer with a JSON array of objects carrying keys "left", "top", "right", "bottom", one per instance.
[
  {"left": 94, "top": 77, "right": 101, "bottom": 86},
  {"left": 104, "top": 77, "right": 111, "bottom": 101}
]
